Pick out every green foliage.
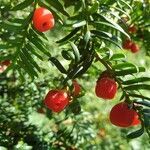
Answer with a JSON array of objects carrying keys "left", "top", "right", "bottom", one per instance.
[{"left": 0, "top": 0, "right": 150, "bottom": 149}]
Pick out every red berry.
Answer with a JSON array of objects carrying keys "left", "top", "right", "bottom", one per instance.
[
  {"left": 0, "top": 60, "right": 11, "bottom": 73},
  {"left": 95, "top": 77, "right": 117, "bottom": 99},
  {"left": 109, "top": 102, "right": 140, "bottom": 127},
  {"left": 33, "top": 7, "right": 55, "bottom": 32},
  {"left": 122, "top": 39, "right": 132, "bottom": 49},
  {"left": 72, "top": 80, "right": 81, "bottom": 96},
  {"left": 44, "top": 90, "right": 69, "bottom": 112},
  {"left": 131, "top": 113, "right": 141, "bottom": 126},
  {"left": 128, "top": 26, "right": 137, "bottom": 34},
  {"left": 1, "top": 60, "right": 11, "bottom": 66},
  {"left": 130, "top": 43, "right": 139, "bottom": 53}
]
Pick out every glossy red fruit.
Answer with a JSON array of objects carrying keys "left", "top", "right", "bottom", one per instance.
[
  {"left": 95, "top": 77, "right": 117, "bottom": 99},
  {"left": 72, "top": 80, "right": 81, "bottom": 96},
  {"left": 128, "top": 26, "right": 137, "bottom": 33},
  {"left": 122, "top": 39, "right": 132, "bottom": 49},
  {"left": 130, "top": 43, "right": 139, "bottom": 53},
  {"left": 44, "top": 90, "right": 69, "bottom": 113},
  {"left": 109, "top": 102, "right": 140, "bottom": 127},
  {"left": 33, "top": 7, "right": 55, "bottom": 32}
]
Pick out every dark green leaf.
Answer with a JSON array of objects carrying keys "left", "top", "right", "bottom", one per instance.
[
  {"left": 120, "top": 0, "right": 132, "bottom": 9},
  {"left": 26, "top": 44, "right": 43, "bottom": 61},
  {"left": 29, "top": 29, "right": 48, "bottom": 43},
  {"left": 11, "top": 0, "right": 33, "bottom": 11},
  {"left": 119, "top": 92, "right": 125, "bottom": 101},
  {"left": 56, "top": 28, "right": 80, "bottom": 43},
  {"left": 143, "top": 109, "right": 150, "bottom": 113},
  {"left": 19, "top": 52, "right": 38, "bottom": 77},
  {"left": 91, "top": 30, "right": 122, "bottom": 48},
  {"left": 0, "top": 55, "right": 12, "bottom": 61},
  {"left": 88, "top": 1, "right": 99, "bottom": 14},
  {"left": 134, "top": 100, "right": 150, "bottom": 107},
  {"left": 33, "top": 28, "right": 48, "bottom": 41},
  {"left": 143, "top": 113, "right": 150, "bottom": 127},
  {"left": 27, "top": 36, "right": 51, "bottom": 57},
  {"left": 9, "top": 18, "right": 25, "bottom": 24},
  {"left": 110, "top": 53, "right": 126, "bottom": 61},
  {"left": 74, "top": 52, "right": 95, "bottom": 78},
  {"left": 115, "top": 67, "right": 145, "bottom": 76},
  {"left": 0, "top": 21, "right": 23, "bottom": 32},
  {"left": 0, "top": 44, "right": 15, "bottom": 50},
  {"left": 21, "top": 48, "right": 41, "bottom": 73},
  {"left": 49, "top": 57, "right": 67, "bottom": 74},
  {"left": 72, "top": 20, "right": 86, "bottom": 28},
  {"left": 112, "top": 6, "right": 130, "bottom": 18},
  {"left": 67, "top": 65, "right": 83, "bottom": 79},
  {"left": 61, "top": 50, "right": 74, "bottom": 60},
  {"left": 95, "top": 14, "right": 129, "bottom": 38},
  {"left": 91, "top": 21, "right": 129, "bottom": 38},
  {"left": 112, "top": 62, "right": 137, "bottom": 70},
  {"left": 83, "top": 31, "right": 91, "bottom": 48},
  {"left": 70, "top": 42, "right": 80, "bottom": 62},
  {"left": 69, "top": 100, "right": 81, "bottom": 115},
  {"left": 123, "top": 77, "right": 150, "bottom": 85},
  {"left": 127, "top": 127, "right": 144, "bottom": 139},
  {"left": 124, "top": 84, "right": 150, "bottom": 91},
  {"left": 18, "top": 53, "right": 38, "bottom": 79},
  {"left": 45, "top": 0, "right": 70, "bottom": 17},
  {"left": 129, "top": 94, "right": 150, "bottom": 101},
  {"left": 22, "top": 13, "right": 33, "bottom": 28},
  {"left": 17, "top": 59, "right": 35, "bottom": 79}
]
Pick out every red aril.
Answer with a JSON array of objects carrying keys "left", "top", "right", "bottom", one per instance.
[
  {"left": 109, "top": 102, "right": 140, "bottom": 127},
  {"left": 95, "top": 77, "right": 117, "bottom": 99},
  {"left": 44, "top": 90, "right": 69, "bottom": 113},
  {"left": 33, "top": 7, "right": 55, "bottom": 32},
  {"left": 72, "top": 80, "right": 81, "bottom": 96}
]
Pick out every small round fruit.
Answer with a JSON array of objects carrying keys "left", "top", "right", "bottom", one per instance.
[
  {"left": 128, "top": 25, "right": 137, "bottom": 33},
  {"left": 130, "top": 43, "right": 139, "bottom": 53},
  {"left": 109, "top": 102, "right": 140, "bottom": 127},
  {"left": 72, "top": 80, "right": 81, "bottom": 96},
  {"left": 33, "top": 7, "right": 55, "bottom": 32},
  {"left": 95, "top": 77, "right": 117, "bottom": 99},
  {"left": 1, "top": 60, "right": 11, "bottom": 66},
  {"left": 44, "top": 90, "right": 69, "bottom": 112},
  {"left": 122, "top": 39, "right": 132, "bottom": 49}
]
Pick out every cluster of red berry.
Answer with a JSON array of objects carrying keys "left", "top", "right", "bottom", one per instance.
[
  {"left": 122, "top": 25, "right": 139, "bottom": 53},
  {"left": 32, "top": 7, "right": 140, "bottom": 128},
  {"left": 95, "top": 72, "right": 140, "bottom": 127},
  {"left": 123, "top": 39, "right": 139, "bottom": 53},
  {"left": 44, "top": 72, "right": 140, "bottom": 128}
]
